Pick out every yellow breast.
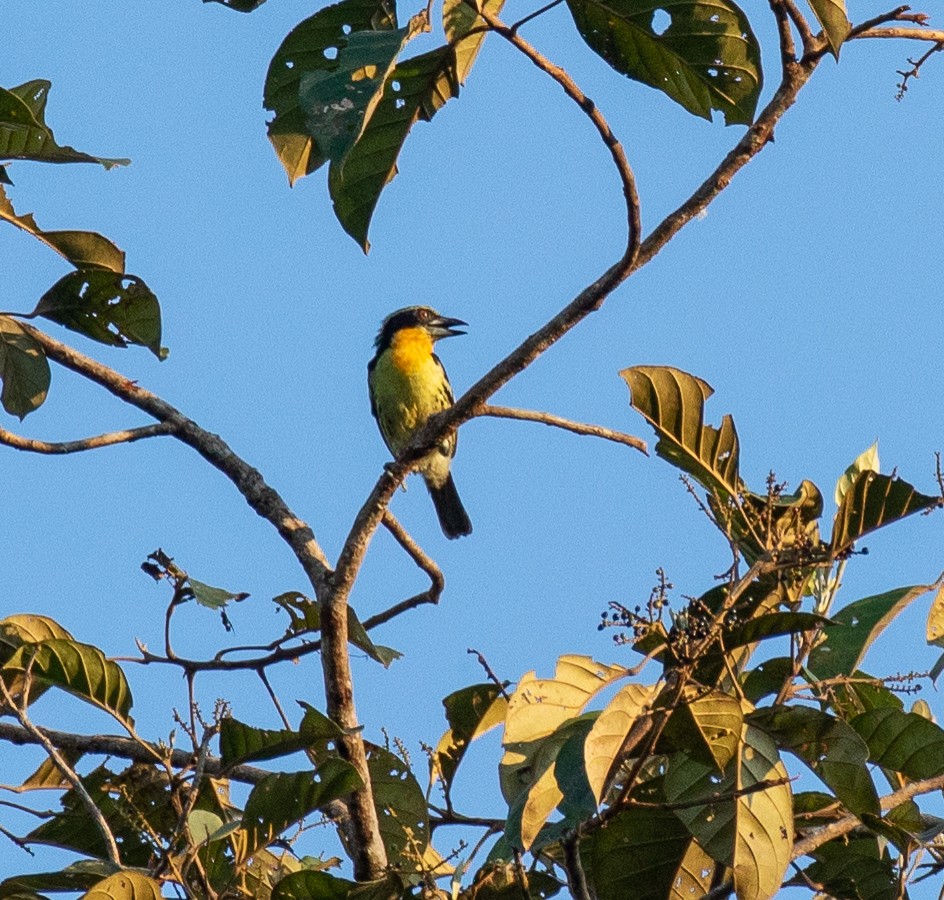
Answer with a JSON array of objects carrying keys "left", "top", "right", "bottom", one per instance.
[{"left": 370, "top": 327, "right": 453, "bottom": 457}]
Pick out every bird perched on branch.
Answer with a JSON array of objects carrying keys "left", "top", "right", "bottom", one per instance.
[{"left": 368, "top": 305, "right": 472, "bottom": 539}]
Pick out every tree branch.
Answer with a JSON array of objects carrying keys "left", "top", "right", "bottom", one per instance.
[
  {"left": 479, "top": 404, "right": 647, "bottom": 454},
  {"left": 791, "top": 772, "right": 944, "bottom": 859},
  {"left": 0, "top": 679, "right": 121, "bottom": 866},
  {"left": 0, "top": 721, "right": 270, "bottom": 786},
  {"left": 18, "top": 324, "right": 388, "bottom": 879},
  {"left": 0, "top": 422, "right": 175, "bottom": 454},
  {"left": 20, "top": 324, "right": 332, "bottom": 590}
]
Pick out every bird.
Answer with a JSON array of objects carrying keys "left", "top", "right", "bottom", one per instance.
[{"left": 368, "top": 305, "right": 472, "bottom": 539}]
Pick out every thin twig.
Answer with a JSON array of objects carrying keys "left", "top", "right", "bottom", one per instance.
[
  {"left": 792, "top": 771, "right": 944, "bottom": 859},
  {"left": 0, "top": 422, "right": 175, "bottom": 454},
  {"left": 479, "top": 405, "right": 647, "bottom": 454},
  {"left": 259, "top": 669, "right": 292, "bottom": 729},
  {"left": 896, "top": 39, "right": 944, "bottom": 98},
  {"left": 509, "top": 0, "right": 564, "bottom": 34},
  {"left": 474, "top": 3, "right": 641, "bottom": 258},
  {"left": 467, "top": 649, "right": 511, "bottom": 700},
  {"left": 0, "top": 675, "right": 121, "bottom": 865},
  {"left": 381, "top": 510, "right": 446, "bottom": 607}
]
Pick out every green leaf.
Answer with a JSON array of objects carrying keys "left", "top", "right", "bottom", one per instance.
[
  {"left": 299, "top": 24, "right": 420, "bottom": 164},
  {"left": 80, "top": 872, "right": 163, "bottom": 900},
  {"left": 0, "top": 862, "right": 118, "bottom": 898},
  {"left": 27, "top": 766, "right": 171, "bottom": 866},
  {"left": 366, "top": 744, "right": 429, "bottom": 864},
  {"left": 187, "top": 808, "right": 225, "bottom": 845},
  {"left": 328, "top": 46, "right": 460, "bottom": 250},
  {"left": 851, "top": 708, "right": 944, "bottom": 779},
  {"left": 749, "top": 705, "right": 879, "bottom": 816},
  {"left": 239, "top": 760, "right": 362, "bottom": 860},
  {"left": 187, "top": 577, "right": 249, "bottom": 610},
  {"left": 795, "top": 838, "right": 899, "bottom": 900},
  {"left": 0, "top": 316, "right": 49, "bottom": 418},
  {"left": 807, "top": 0, "right": 851, "bottom": 59},
  {"left": 0, "top": 81, "right": 129, "bottom": 169},
  {"left": 584, "top": 682, "right": 655, "bottom": 804},
  {"left": 582, "top": 807, "right": 713, "bottom": 900},
  {"left": 807, "top": 585, "right": 935, "bottom": 680},
  {"left": 5, "top": 639, "right": 133, "bottom": 722},
  {"left": 830, "top": 470, "right": 940, "bottom": 555},
  {"left": 263, "top": 0, "right": 398, "bottom": 185},
  {"left": 665, "top": 725, "right": 793, "bottom": 900},
  {"left": 274, "top": 593, "right": 401, "bottom": 667},
  {"left": 34, "top": 269, "right": 163, "bottom": 358},
  {"left": 722, "top": 612, "right": 829, "bottom": 652},
  {"left": 220, "top": 706, "right": 343, "bottom": 768},
  {"left": 272, "top": 871, "right": 355, "bottom": 900},
  {"left": 431, "top": 683, "right": 508, "bottom": 794},
  {"left": 834, "top": 442, "right": 879, "bottom": 507},
  {"left": 564, "top": 0, "right": 762, "bottom": 125},
  {"left": 0, "top": 185, "right": 125, "bottom": 271},
  {"left": 741, "top": 657, "right": 792, "bottom": 704}
]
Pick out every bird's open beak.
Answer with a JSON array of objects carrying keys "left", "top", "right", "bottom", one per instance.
[{"left": 429, "top": 315, "right": 467, "bottom": 339}]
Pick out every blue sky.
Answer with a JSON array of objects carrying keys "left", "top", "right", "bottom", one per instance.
[{"left": 3, "top": 0, "right": 944, "bottom": 892}]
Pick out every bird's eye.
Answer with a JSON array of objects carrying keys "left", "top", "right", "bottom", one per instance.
[{"left": 418, "top": 308, "right": 430, "bottom": 321}]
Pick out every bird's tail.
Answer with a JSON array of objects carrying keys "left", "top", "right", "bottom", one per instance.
[{"left": 427, "top": 474, "right": 472, "bottom": 539}]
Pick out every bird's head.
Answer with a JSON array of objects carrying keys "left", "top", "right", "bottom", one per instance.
[{"left": 375, "top": 306, "right": 467, "bottom": 349}]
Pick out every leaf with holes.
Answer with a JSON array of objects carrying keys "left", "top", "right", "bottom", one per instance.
[
  {"left": 851, "top": 709, "right": 944, "bottom": 779},
  {"left": 564, "top": 0, "right": 762, "bottom": 125},
  {"left": 220, "top": 706, "right": 344, "bottom": 769},
  {"left": 34, "top": 269, "right": 162, "bottom": 358},
  {"left": 366, "top": 744, "right": 429, "bottom": 865},
  {"left": 584, "top": 682, "right": 655, "bottom": 805},
  {"left": 665, "top": 725, "right": 793, "bottom": 900},
  {"left": 238, "top": 761, "right": 362, "bottom": 861},
  {"left": 807, "top": 585, "right": 935, "bottom": 680},
  {"left": 264, "top": 0, "right": 398, "bottom": 185},
  {"left": 328, "top": 46, "right": 461, "bottom": 250},
  {"left": 5, "top": 639, "right": 133, "bottom": 723},
  {"left": 80, "top": 872, "right": 163, "bottom": 900},
  {"left": 0, "top": 315, "right": 49, "bottom": 419},
  {"left": 299, "top": 19, "right": 425, "bottom": 165},
  {"left": 0, "top": 185, "right": 125, "bottom": 271},
  {"left": 431, "top": 683, "right": 508, "bottom": 795},
  {"left": 807, "top": 0, "right": 851, "bottom": 59},
  {"left": 0, "top": 81, "right": 129, "bottom": 168},
  {"left": 830, "top": 470, "right": 939, "bottom": 555},
  {"left": 750, "top": 705, "right": 878, "bottom": 817}
]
